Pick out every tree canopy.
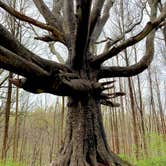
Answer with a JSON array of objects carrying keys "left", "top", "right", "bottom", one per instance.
[{"left": 0, "top": 1, "right": 165, "bottom": 98}]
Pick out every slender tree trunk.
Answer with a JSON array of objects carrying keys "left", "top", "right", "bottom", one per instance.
[
  {"left": 123, "top": 49, "right": 139, "bottom": 159},
  {"left": 31, "top": 134, "right": 41, "bottom": 166},
  {"left": 1, "top": 72, "right": 13, "bottom": 161},
  {"left": 13, "top": 75, "right": 19, "bottom": 161},
  {"left": 114, "top": 108, "right": 119, "bottom": 154},
  {"left": 154, "top": 70, "right": 166, "bottom": 135},
  {"left": 19, "top": 112, "right": 26, "bottom": 163},
  {"left": 127, "top": 77, "right": 139, "bottom": 159},
  {"left": 49, "top": 99, "right": 59, "bottom": 163},
  {"left": 164, "top": 81, "right": 166, "bottom": 113},
  {"left": 133, "top": 44, "right": 147, "bottom": 156},
  {"left": 123, "top": 80, "right": 132, "bottom": 156},
  {"left": 136, "top": 75, "right": 148, "bottom": 156},
  {"left": 60, "top": 97, "right": 65, "bottom": 144},
  {"left": 119, "top": 0, "right": 139, "bottom": 157},
  {"left": 112, "top": 84, "right": 119, "bottom": 154},
  {"left": 147, "top": 68, "right": 160, "bottom": 133},
  {"left": 109, "top": 108, "right": 115, "bottom": 153},
  {"left": 39, "top": 135, "right": 44, "bottom": 166},
  {"left": 116, "top": 56, "right": 127, "bottom": 154}
]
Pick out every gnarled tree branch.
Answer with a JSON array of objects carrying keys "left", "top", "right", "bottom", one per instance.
[
  {"left": 98, "top": 31, "right": 155, "bottom": 78},
  {"left": 90, "top": 0, "right": 114, "bottom": 43},
  {"left": 0, "top": 46, "right": 49, "bottom": 79},
  {"left": 89, "top": 0, "right": 105, "bottom": 37},
  {"left": 0, "top": 1, "right": 64, "bottom": 42},
  {"left": 92, "top": 4, "right": 166, "bottom": 66},
  {"left": 98, "top": 1, "right": 163, "bottom": 78},
  {"left": 0, "top": 24, "right": 68, "bottom": 73},
  {"left": 32, "top": 0, "right": 61, "bottom": 30}
]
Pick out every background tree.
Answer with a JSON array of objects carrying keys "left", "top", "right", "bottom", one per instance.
[{"left": 0, "top": 0, "right": 165, "bottom": 166}]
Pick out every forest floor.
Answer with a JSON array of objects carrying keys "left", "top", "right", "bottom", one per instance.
[{"left": 1, "top": 156, "right": 166, "bottom": 166}]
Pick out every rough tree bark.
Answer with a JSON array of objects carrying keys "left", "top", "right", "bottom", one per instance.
[
  {"left": 51, "top": 96, "right": 130, "bottom": 166},
  {"left": 0, "top": 0, "right": 166, "bottom": 165}
]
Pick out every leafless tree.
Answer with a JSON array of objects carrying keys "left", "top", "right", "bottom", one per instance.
[{"left": 0, "top": 0, "right": 165, "bottom": 165}]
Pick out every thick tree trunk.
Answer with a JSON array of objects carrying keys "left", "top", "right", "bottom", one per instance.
[{"left": 51, "top": 95, "right": 132, "bottom": 166}]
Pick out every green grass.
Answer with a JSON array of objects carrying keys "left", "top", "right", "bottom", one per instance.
[
  {"left": 119, "top": 133, "right": 166, "bottom": 166},
  {"left": 1, "top": 155, "right": 166, "bottom": 166},
  {"left": 136, "top": 156, "right": 166, "bottom": 166},
  {"left": 120, "top": 153, "right": 166, "bottom": 166},
  {"left": 1, "top": 134, "right": 166, "bottom": 166},
  {"left": 0, "top": 160, "right": 24, "bottom": 166}
]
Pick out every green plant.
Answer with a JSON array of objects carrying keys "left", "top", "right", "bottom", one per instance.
[{"left": 0, "top": 160, "right": 24, "bottom": 166}]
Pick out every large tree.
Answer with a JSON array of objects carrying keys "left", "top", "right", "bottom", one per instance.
[{"left": 0, "top": 0, "right": 165, "bottom": 165}]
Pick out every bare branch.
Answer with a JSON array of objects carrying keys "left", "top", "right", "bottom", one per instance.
[
  {"left": 0, "top": 24, "right": 69, "bottom": 72},
  {"left": 0, "top": 76, "right": 8, "bottom": 87},
  {"left": 64, "top": 0, "right": 75, "bottom": 35},
  {"left": 34, "top": 35, "right": 57, "bottom": 42},
  {"left": 100, "top": 91, "right": 125, "bottom": 99},
  {"left": 102, "top": 4, "right": 145, "bottom": 50},
  {"left": 92, "top": 4, "right": 166, "bottom": 65},
  {"left": 163, "top": 24, "right": 166, "bottom": 46},
  {"left": 63, "top": 0, "right": 76, "bottom": 50},
  {"left": 0, "top": 1, "right": 64, "bottom": 42},
  {"left": 90, "top": 0, "right": 114, "bottom": 43},
  {"left": 32, "top": 0, "right": 62, "bottom": 30},
  {"left": 89, "top": 0, "right": 105, "bottom": 36},
  {"left": 9, "top": 76, "right": 108, "bottom": 98},
  {"left": 52, "top": 0, "right": 63, "bottom": 25},
  {"left": 98, "top": 33, "right": 155, "bottom": 78},
  {"left": 109, "top": 92, "right": 126, "bottom": 98},
  {"left": 98, "top": 1, "right": 159, "bottom": 78},
  {"left": 159, "top": 3, "right": 166, "bottom": 46},
  {"left": 49, "top": 43, "right": 65, "bottom": 64},
  {"left": 100, "top": 100, "right": 120, "bottom": 107},
  {"left": 0, "top": 46, "right": 49, "bottom": 79}
]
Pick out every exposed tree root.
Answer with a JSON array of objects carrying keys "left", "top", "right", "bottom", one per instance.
[{"left": 50, "top": 144, "right": 132, "bottom": 166}]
